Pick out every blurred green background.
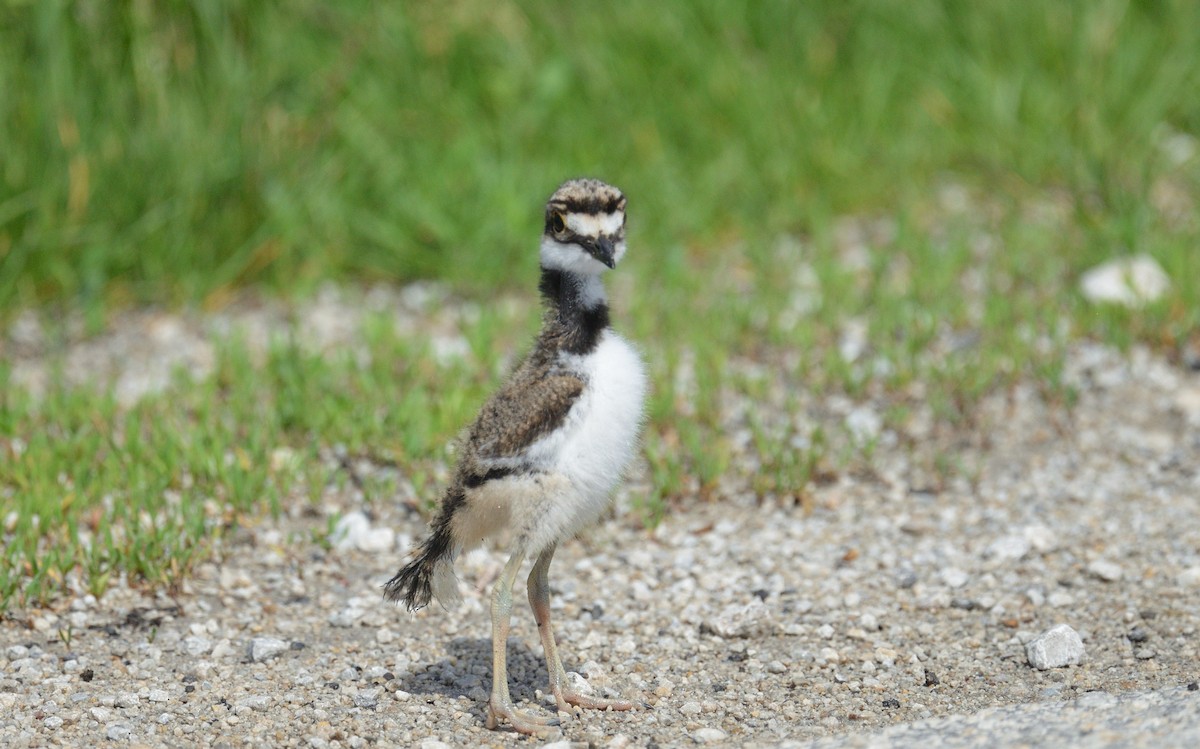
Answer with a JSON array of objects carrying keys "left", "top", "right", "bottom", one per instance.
[{"left": 2, "top": 0, "right": 1196, "bottom": 313}]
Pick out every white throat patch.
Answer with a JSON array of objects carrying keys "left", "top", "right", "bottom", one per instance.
[{"left": 539, "top": 236, "right": 627, "bottom": 277}]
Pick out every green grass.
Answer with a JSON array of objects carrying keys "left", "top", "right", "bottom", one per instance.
[
  {"left": 3, "top": 1, "right": 1197, "bottom": 312},
  {"left": 0, "top": 317, "right": 503, "bottom": 605},
  {"left": 2, "top": 1, "right": 1200, "bottom": 607}
]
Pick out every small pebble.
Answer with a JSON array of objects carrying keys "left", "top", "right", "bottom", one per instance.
[
  {"left": 700, "top": 599, "right": 773, "bottom": 638},
  {"left": 693, "top": 728, "right": 728, "bottom": 744},
  {"left": 248, "top": 637, "right": 289, "bottom": 663},
  {"left": 1026, "top": 624, "right": 1086, "bottom": 670},
  {"left": 941, "top": 568, "right": 969, "bottom": 589},
  {"left": 182, "top": 636, "right": 212, "bottom": 656},
  {"left": 1087, "top": 560, "right": 1124, "bottom": 582},
  {"left": 1177, "top": 567, "right": 1200, "bottom": 588}
]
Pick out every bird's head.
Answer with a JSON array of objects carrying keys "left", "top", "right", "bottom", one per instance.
[{"left": 539, "top": 178, "right": 627, "bottom": 275}]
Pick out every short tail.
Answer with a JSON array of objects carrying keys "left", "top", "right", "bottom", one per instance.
[{"left": 383, "top": 525, "right": 461, "bottom": 611}]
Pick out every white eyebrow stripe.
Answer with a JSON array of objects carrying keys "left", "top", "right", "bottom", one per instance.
[{"left": 566, "top": 212, "right": 624, "bottom": 237}]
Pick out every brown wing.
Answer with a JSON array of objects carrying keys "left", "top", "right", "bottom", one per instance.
[{"left": 469, "top": 372, "right": 585, "bottom": 462}]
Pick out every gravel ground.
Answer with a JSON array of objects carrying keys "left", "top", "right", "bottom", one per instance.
[{"left": 3, "top": 292, "right": 1200, "bottom": 748}]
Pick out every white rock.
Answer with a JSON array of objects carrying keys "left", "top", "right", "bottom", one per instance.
[
  {"left": 211, "top": 639, "right": 237, "bottom": 660},
  {"left": 331, "top": 511, "right": 395, "bottom": 553},
  {"left": 693, "top": 728, "right": 728, "bottom": 744},
  {"left": 182, "top": 636, "right": 212, "bottom": 656},
  {"left": 219, "top": 567, "right": 254, "bottom": 591},
  {"left": 1160, "top": 130, "right": 1197, "bottom": 167},
  {"left": 331, "top": 512, "right": 371, "bottom": 551},
  {"left": 236, "top": 691, "right": 272, "bottom": 710},
  {"left": 940, "top": 568, "right": 969, "bottom": 589},
  {"left": 248, "top": 637, "right": 289, "bottom": 663},
  {"left": 846, "top": 406, "right": 882, "bottom": 444},
  {"left": 1025, "top": 624, "right": 1085, "bottom": 670},
  {"left": 357, "top": 527, "right": 396, "bottom": 553},
  {"left": 701, "top": 600, "right": 773, "bottom": 638},
  {"left": 1048, "top": 591, "right": 1075, "bottom": 607},
  {"left": 1177, "top": 567, "right": 1200, "bottom": 587},
  {"left": 565, "top": 671, "right": 594, "bottom": 697},
  {"left": 1080, "top": 255, "right": 1169, "bottom": 307},
  {"left": 578, "top": 660, "right": 607, "bottom": 680},
  {"left": 1087, "top": 559, "right": 1124, "bottom": 582},
  {"left": 1176, "top": 386, "right": 1200, "bottom": 427},
  {"left": 431, "top": 335, "right": 471, "bottom": 364},
  {"left": 329, "top": 605, "right": 366, "bottom": 628},
  {"left": 1023, "top": 524, "right": 1057, "bottom": 553},
  {"left": 375, "top": 628, "right": 396, "bottom": 645},
  {"left": 986, "top": 535, "right": 1031, "bottom": 562},
  {"left": 839, "top": 318, "right": 869, "bottom": 363}
]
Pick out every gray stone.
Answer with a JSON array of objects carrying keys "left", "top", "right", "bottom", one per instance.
[
  {"left": 693, "top": 728, "right": 728, "bottom": 744},
  {"left": 986, "top": 535, "right": 1031, "bottom": 562},
  {"left": 701, "top": 599, "right": 773, "bottom": 638},
  {"left": 1087, "top": 559, "right": 1124, "bottom": 582},
  {"left": 941, "top": 568, "right": 970, "bottom": 589},
  {"left": 248, "top": 637, "right": 289, "bottom": 663},
  {"left": 182, "top": 635, "right": 212, "bottom": 656},
  {"left": 237, "top": 695, "right": 272, "bottom": 711},
  {"left": 1080, "top": 255, "right": 1169, "bottom": 307},
  {"left": 1026, "top": 624, "right": 1085, "bottom": 670},
  {"left": 1177, "top": 567, "right": 1200, "bottom": 587}
]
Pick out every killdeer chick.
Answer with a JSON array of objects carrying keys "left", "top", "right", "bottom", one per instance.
[{"left": 384, "top": 178, "right": 647, "bottom": 735}]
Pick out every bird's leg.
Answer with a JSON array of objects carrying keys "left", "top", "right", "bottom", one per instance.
[
  {"left": 528, "top": 545, "right": 635, "bottom": 714},
  {"left": 486, "top": 548, "right": 559, "bottom": 735}
]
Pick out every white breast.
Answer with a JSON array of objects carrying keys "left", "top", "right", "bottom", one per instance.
[{"left": 521, "top": 331, "right": 647, "bottom": 547}]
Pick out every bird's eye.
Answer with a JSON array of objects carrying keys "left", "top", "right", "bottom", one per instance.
[{"left": 550, "top": 213, "right": 567, "bottom": 235}]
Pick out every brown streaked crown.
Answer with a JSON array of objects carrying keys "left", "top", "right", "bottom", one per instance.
[{"left": 545, "top": 178, "right": 626, "bottom": 220}]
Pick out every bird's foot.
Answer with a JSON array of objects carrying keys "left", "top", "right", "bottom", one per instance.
[
  {"left": 555, "top": 690, "right": 637, "bottom": 714},
  {"left": 486, "top": 697, "right": 561, "bottom": 736}
]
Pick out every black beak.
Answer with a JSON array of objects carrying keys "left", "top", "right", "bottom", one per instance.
[{"left": 589, "top": 236, "right": 617, "bottom": 269}]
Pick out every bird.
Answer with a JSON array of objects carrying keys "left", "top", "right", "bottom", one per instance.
[{"left": 383, "top": 178, "right": 648, "bottom": 735}]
